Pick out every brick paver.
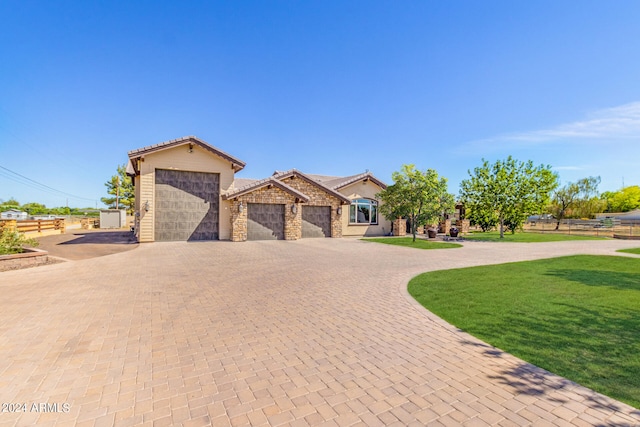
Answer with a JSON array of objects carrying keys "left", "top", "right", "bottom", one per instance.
[{"left": 1, "top": 238, "right": 640, "bottom": 426}]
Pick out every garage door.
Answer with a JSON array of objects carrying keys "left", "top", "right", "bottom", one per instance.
[
  {"left": 155, "top": 169, "right": 219, "bottom": 241},
  {"left": 248, "top": 203, "right": 285, "bottom": 240},
  {"left": 302, "top": 205, "right": 331, "bottom": 238}
]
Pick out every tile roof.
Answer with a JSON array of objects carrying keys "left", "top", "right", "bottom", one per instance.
[
  {"left": 306, "top": 171, "right": 387, "bottom": 190},
  {"left": 127, "top": 136, "right": 246, "bottom": 172},
  {"left": 232, "top": 178, "right": 259, "bottom": 189}
]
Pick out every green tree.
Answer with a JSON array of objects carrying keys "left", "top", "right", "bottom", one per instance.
[
  {"left": 466, "top": 206, "right": 498, "bottom": 232},
  {"left": 0, "top": 198, "right": 21, "bottom": 211},
  {"left": 549, "top": 176, "right": 603, "bottom": 229},
  {"left": 101, "top": 164, "right": 134, "bottom": 214},
  {"left": 377, "top": 164, "right": 454, "bottom": 242},
  {"left": 603, "top": 185, "right": 640, "bottom": 212},
  {"left": 50, "top": 206, "right": 71, "bottom": 216},
  {"left": 460, "top": 156, "right": 558, "bottom": 238},
  {"left": 571, "top": 176, "right": 605, "bottom": 218},
  {"left": 20, "top": 202, "right": 48, "bottom": 216}
]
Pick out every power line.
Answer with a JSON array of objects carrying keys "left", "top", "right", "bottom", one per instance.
[{"left": 0, "top": 165, "right": 97, "bottom": 203}]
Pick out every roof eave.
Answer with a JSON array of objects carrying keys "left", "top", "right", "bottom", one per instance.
[{"left": 127, "top": 136, "right": 246, "bottom": 172}]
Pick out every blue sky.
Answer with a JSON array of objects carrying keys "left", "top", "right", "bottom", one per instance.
[{"left": 1, "top": 1, "right": 639, "bottom": 208}]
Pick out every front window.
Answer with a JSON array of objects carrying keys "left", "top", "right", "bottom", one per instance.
[{"left": 349, "top": 199, "right": 378, "bottom": 225}]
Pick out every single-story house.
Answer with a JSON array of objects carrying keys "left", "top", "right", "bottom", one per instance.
[
  {"left": 1, "top": 209, "right": 28, "bottom": 220},
  {"left": 127, "top": 136, "right": 391, "bottom": 242}
]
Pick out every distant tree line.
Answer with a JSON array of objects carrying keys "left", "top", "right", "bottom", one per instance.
[{"left": 0, "top": 198, "right": 99, "bottom": 217}]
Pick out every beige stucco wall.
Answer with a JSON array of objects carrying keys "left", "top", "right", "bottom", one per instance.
[
  {"left": 338, "top": 180, "right": 392, "bottom": 237},
  {"left": 135, "top": 144, "right": 236, "bottom": 242}
]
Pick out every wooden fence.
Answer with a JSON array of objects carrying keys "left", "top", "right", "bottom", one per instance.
[{"left": 0, "top": 219, "right": 66, "bottom": 236}]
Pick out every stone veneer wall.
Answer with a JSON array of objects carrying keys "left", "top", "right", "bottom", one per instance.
[
  {"left": 229, "top": 186, "right": 301, "bottom": 242},
  {"left": 279, "top": 176, "right": 343, "bottom": 238},
  {"left": 456, "top": 219, "right": 470, "bottom": 233},
  {"left": 393, "top": 218, "right": 406, "bottom": 236},
  {"left": 0, "top": 249, "right": 55, "bottom": 272}
]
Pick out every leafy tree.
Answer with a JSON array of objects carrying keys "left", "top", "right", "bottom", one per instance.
[
  {"left": 0, "top": 198, "right": 21, "bottom": 211},
  {"left": 460, "top": 156, "right": 558, "bottom": 238},
  {"left": 466, "top": 206, "right": 498, "bottom": 232},
  {"left": 548, "top": 176, "right": 603, "bottom": 229},
  {"left": 50, "top": 206, "right": 71, "bottom": 216},
  {"left": 21, "top": 202, "right": 48, "bottom": 216},
  {"left": 602, "top": 185, "right": 640, "bottom": 213},
  {"left": 377, "top": 164, "right": 454, "bottom": 242},
  {"left": 101, "top": 164, "right": 134, "bottom": 214},
  {"left": 571, "top": 177, "right": 606, "bottom": 219},
  {"left": 504, "top": 211, "right": 528, "bottom": 234}
]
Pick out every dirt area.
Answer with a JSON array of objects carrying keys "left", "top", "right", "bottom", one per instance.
[{"left": 34, "top": 229, "right": 139, "bottom": 261}]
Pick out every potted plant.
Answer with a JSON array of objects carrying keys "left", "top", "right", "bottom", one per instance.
[{"left": 449, "top": 226, "right": 459, "bottom": 238}]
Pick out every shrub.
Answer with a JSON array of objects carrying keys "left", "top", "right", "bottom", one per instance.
[{"left": 0, "top": 228, "right": 39, "bottom": 255}]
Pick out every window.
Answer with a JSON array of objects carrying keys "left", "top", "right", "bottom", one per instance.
[{"left": 349, "top": 199, "right": 378, "bottom": 225}]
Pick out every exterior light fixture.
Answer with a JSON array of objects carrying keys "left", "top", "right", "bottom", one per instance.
[
  {"left": 144, "top": 201, "right": 150, "bottom": 212},
  {"left": 291, "top": 204, "right": 297, "bottom": 214},
  {"left": 238, "top": 202, "right": 244, "bottom": 213},
  {"left": 337, "top": 206, "right": 342, "bottom": 215},
  {"left": 188, "top": 143, "right": 194, "bottom": 153}
]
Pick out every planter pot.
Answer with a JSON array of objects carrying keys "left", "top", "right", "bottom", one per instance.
[
  {"left": 449, "top": 227, "right": 459, "bottom": 238},
  {"left": 427, "top": 229, "right": 437, "bottom": 238}
]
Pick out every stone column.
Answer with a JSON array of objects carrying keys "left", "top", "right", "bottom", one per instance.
[
  {"left": 230, "top": 200, "right": 248, "bottom": 242},
  {"left": 440, "top": 219, "right": 452, "bottom": 234},
  {"left": 393, "top": 218, "right": 406, "bottom": 236},
  {"left": 284, "top": 202, "right": 302, "bottom": 240},
  {"left": 456, "top": 219, "right": 470, "bottom": 233}
]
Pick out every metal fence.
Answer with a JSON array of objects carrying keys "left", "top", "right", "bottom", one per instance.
[{"left": 523, "top": 219, "right": 640, "bottom": 238}]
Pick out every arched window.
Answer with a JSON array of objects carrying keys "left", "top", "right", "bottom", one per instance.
[{"left": 349, "top": 199, "right": 378, "bottom": 225}]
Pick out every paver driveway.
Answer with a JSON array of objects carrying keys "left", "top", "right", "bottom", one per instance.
[{"left": 1, "top": 238, "right": 639, "bottom": 427}]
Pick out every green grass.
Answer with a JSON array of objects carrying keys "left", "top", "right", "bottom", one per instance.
[
  {"left": 618, "top": 247, "right": 640, "bottom": 255},
  {"left": 464, "top": 230, "right": 606, "bottom": 242},
  {"left": 408, "top": 255, "right": 640, "bottom": 409},
  {"left": 362, "top": 237, "right": 462, "bottom": 249}
]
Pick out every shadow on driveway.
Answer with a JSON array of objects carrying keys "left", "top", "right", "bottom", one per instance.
[{"left": 36, "top": 229, "right": 139, "bottom": 260}]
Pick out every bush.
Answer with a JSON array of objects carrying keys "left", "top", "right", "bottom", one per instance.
[{"left": 0, "top": 228, "right": 39, "bottom": 255}]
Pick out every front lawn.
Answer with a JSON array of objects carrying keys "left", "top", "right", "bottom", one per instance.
[
  {"left": 362, "top": 237, "right": 462, "bottom": 249},
  {"left": 463, "top": 231, "right": 606, "bottom": 242},
  {"left": 618, "top": 247, "right": 640, "bottom": 255},
  {"left": 408, "top": 255, "right": 640, "bottom": 409}
]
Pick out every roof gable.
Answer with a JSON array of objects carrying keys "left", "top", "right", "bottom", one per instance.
[
  {"left": 305, "top": 172, "right": 387, "bottom": 191},
  {"left": 223, "top": 177, "right": 310, "bottom": 202},
  {"left": 272, "top": 169, "right": 352, "bottom": 204},
  {"left": 127, "top": 136, "right": 246, "bottom": 174},
  {"left": 330, "top": 172, "right": 387, "bottom": 191}
]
